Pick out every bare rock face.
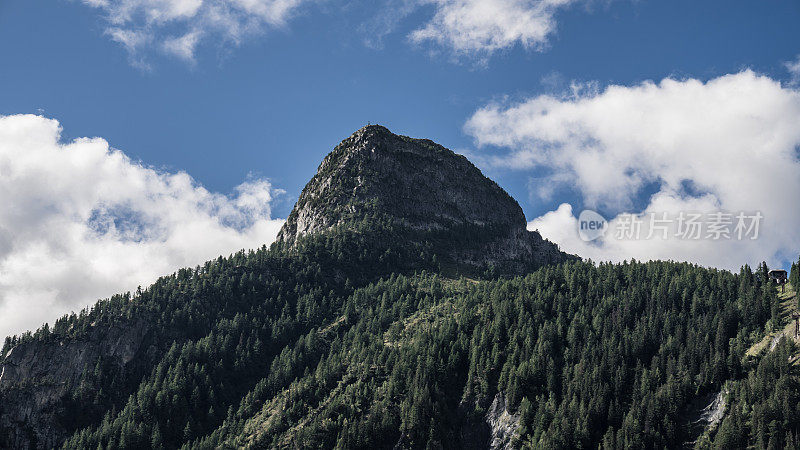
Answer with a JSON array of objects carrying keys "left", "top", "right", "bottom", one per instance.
[
  {"left": 277, "top": 125, "right": 573, "bottom": 273},
  {"left": 0, "top": 320, "right": 150, "bottom": 449},
  {"left": 486, "top": 392, "right": 521, "bottom": 450}
]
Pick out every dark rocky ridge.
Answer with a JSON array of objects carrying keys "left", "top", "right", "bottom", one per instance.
[{"left": 277, "top": 124, "right": 573, "bottom": 273}]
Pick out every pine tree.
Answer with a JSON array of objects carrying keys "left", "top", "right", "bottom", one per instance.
[{"left": 151, "top": 426, "right": 164, "bottom": 450}]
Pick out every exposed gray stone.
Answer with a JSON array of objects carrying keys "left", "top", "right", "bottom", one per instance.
[
  {"left": 486, "top": 392, "right": 520, "bottom": 450},
  {"left": 0, "top": 319, "right": 149, "bottom": 449},
  {"left": 277, "top": 125, "right": 574, "bottom": 273}
]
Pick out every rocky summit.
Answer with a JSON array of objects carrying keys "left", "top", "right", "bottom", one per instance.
[{"left": 277, "top": 125, "right": 572, "bottom": 274}]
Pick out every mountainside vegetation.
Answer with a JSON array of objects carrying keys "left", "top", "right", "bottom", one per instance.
[{"left": 1, "top": 126, "right": 798, "bottom": 449}]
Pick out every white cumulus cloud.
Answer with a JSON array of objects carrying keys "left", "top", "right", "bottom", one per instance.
[
  {"left": 82, "top": 0, "right": 312, "bottom": 65},
  {"left": 410, "top": 0, "right": 577, "bottom": 59},
  {"left": 0, "top": 114, "right": 285, "bottom": 339},
  {"left": 466, "top": 70, "right": 800, "bottom": 270},
  {"left": 83, "top": 0, "right": 588, "bottom": 65}
]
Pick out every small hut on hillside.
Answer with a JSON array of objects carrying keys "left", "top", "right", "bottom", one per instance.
[
  {"left": 768, "top": 269, "right": 788, "bottom": 284},
  {"left": 768, "top": 269, "right": 788, "bottom": 293}
]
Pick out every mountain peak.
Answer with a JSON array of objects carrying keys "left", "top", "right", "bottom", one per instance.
[
  {"left": 352, "top": 123, "right": 392, "bottom": 138},
  {"left": 276, "top": 125, "right": 573, "bottom": 274}
]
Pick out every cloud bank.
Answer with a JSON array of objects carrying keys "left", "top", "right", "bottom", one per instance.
[
  {"left": 0, "top": 114, "right": 284, "bottom": 339},
  {"left": 466, "top": 70, "right": 800, "bottom": 270}
]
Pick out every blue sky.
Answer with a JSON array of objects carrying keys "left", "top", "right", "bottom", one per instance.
[
  {"left": 3, "top": 0, "right": 798, "bottom": 216},
  {"left": 1, "top": 0, "right": 800, "bottom": 337}
]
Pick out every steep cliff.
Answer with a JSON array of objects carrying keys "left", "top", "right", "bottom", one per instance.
[{"left": 0, "top": 319, "right": 151, "bottom": 448}]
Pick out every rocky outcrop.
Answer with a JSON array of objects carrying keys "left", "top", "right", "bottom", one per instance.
[
  {"left": 277, "top": 125, "right": 574, "bottom": 273},
  {"left": 486, "top": 392, "right": 520, "bottom": 450},
  {"left": 0, "top": 319, "right": 150, "bottom": 449},
  {"left": 683, "top": 386, "right": 729, "bottom": 447},
  {"left": 697, "top": 388, "right": 727, "bottom": 432}
]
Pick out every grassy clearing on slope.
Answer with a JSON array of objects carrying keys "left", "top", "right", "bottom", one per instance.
[{"left": 746, "top": 282, "right": 799, "bottom": 359}]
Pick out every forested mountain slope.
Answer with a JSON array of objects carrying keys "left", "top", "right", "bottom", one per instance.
[{"left": 0, "top": 126, "right": 797, "bottom": 449}]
